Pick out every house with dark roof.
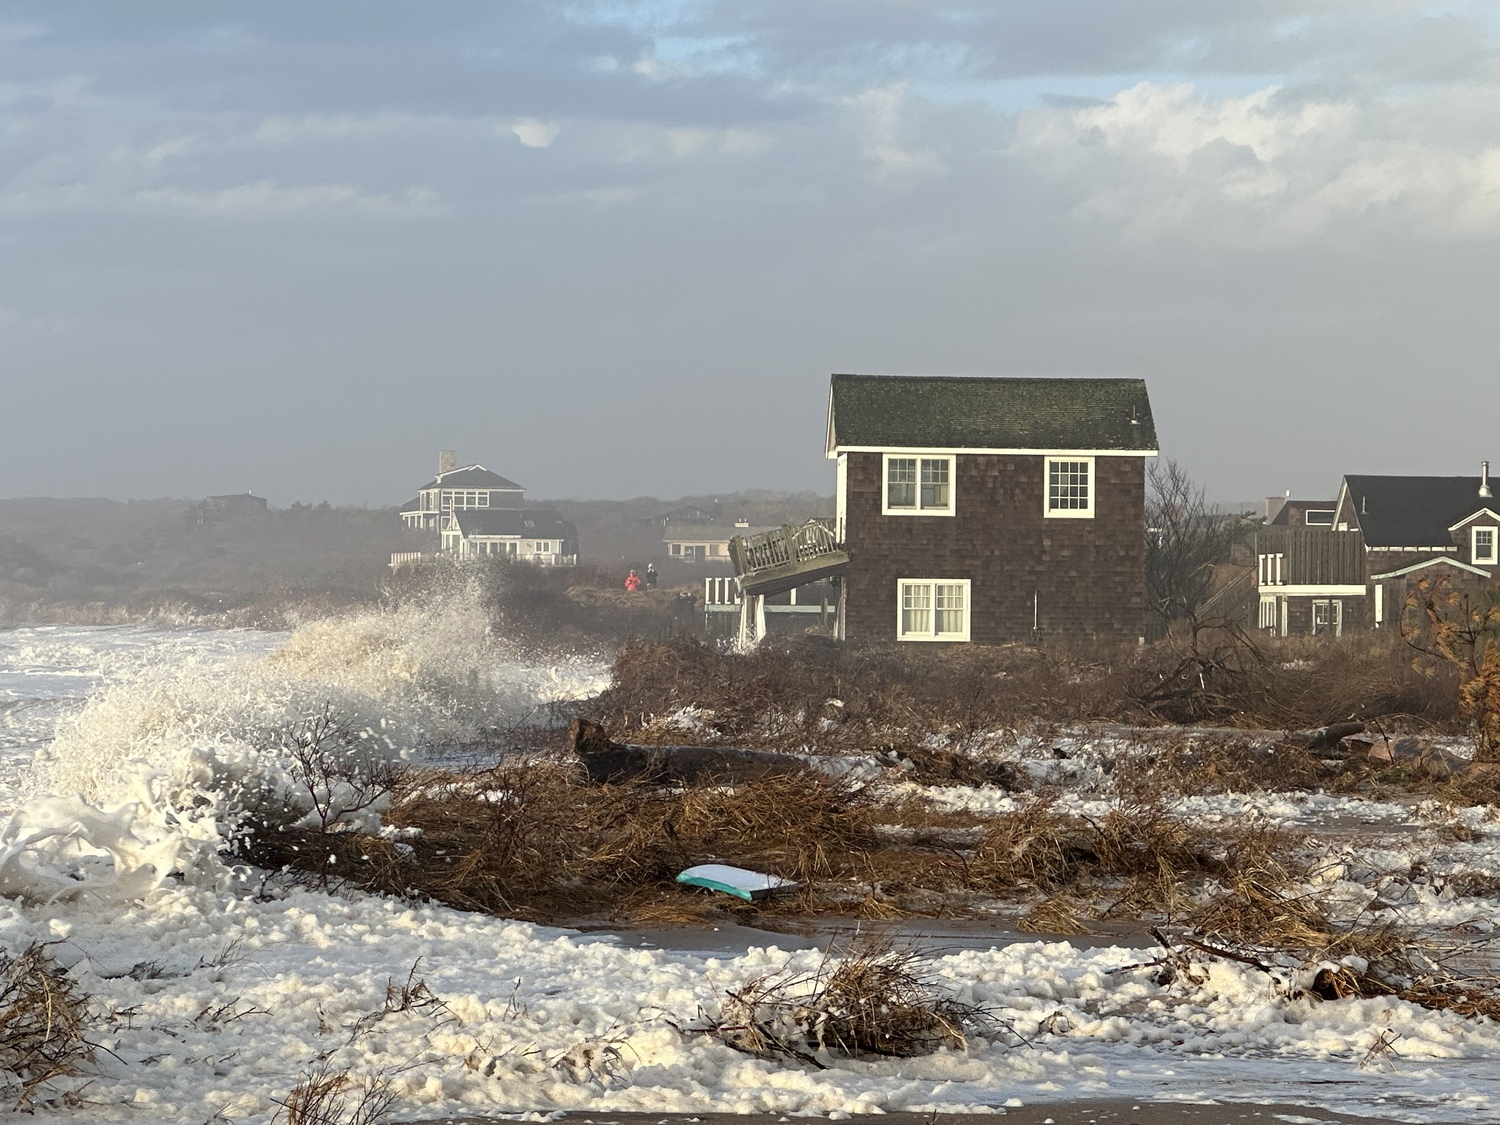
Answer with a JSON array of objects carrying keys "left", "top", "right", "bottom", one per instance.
[
  {"left": 825, "top": 373, "right": 1158, "bottom": 643},
  {"left": 400, "top": 453, "right": 526, "bottom": 534},
  {"left": 445, "top": 509, "right": 578, "bottom": 565},
  {"left": 1254, "top": 464, "right": 1499, "bottom": 636},
  {"left": 395, "top": 451, "right": 577, "bottom": 567},
  {"left": 1266, "top": 497, "right": 1336, "bottom": 527}
]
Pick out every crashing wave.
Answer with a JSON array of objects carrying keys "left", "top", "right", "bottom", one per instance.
[{"left": 0, "top": 577, "right": 608, "bottom": 903}]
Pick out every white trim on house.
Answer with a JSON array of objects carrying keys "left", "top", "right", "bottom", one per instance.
[
  {"left": 1258, "top": 595, "right": 1278, "bottom": 629},
  {"left": 835, "top": 453, "right": 848, "bottom": 541},
  {"left": 829, "top": 445, "right": 1157, "bottom": 459},
  {"left": 1265, "top": 584, "right": 1370, "bottom": 597},
  {"left": 1044, "top": 455, "right": 1095, "bottom": 519},
  {"left": 1366, "top": 545, "right": 1458, "bottom": 552},
  {"left": 1368, "top": 555, "right": 1494, "bottom": 582},
  {"left": 895, "top": 578, "right": 972, "bottom": 642},
  {"left": 1473, "top": 525, "right": 1499, "bottom": 565},
  {"left": 1448, "top": 508, "right": 1500, "bottom": 531},
  {"left": 881, "top": 452, "right": 956, "bottom": 516}
]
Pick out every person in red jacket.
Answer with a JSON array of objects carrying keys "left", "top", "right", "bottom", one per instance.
[{"left": 624, "top": 569, "right": 643, "bottom": 592}]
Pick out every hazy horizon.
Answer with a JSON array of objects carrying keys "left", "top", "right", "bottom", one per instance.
[{"left": 3, "top": 3, "right": 1498, "bottom": 506}]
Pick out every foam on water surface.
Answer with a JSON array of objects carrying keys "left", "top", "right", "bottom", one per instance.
[
  {"left": 0, "top": 585, "right": 610, "bottom": 902},
  {"left": 1, "top": 606, "right": 1500, "bottom": 1120}
]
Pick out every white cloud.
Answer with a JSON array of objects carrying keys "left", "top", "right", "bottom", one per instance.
[
  {"left": 512, "top": 118, "right": 561, "bottom": 148},
  {"left": 1013, "top": 81, "right": 1500, "bottom": 245},
  {"left": 844, "top": 84, "right": 945, "bottom": 182}
]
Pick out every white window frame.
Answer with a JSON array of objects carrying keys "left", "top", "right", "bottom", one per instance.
[
  {"left": 1311, "top": 599, "right": 1343, "bottom": 637},
  {"left": 896, "top": 578, "right": 971, "bottom": 642},
  {"left": 1473, "top": 525, "right": 1497, "bottom": 565},
  {"left": 882, "top": 453, "right": 956, "bottom": 516},
  {"left": 1304, "top": 510, "right": 1334, "bottom": 526},
  {"left": 1044, "top": 456, "right": 1095, "bottom": 519}
]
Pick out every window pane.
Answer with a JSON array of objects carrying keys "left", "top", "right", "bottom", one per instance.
[
  {"left": 1048, "top": 460, "right": 1090, "bottom": 510},
  {"left": 1478, "top": 529, "right": 1495, "bottom": 560},
  {"left": 920, "top": 459, "right": 950, "bottom": 509},
  {"left": 888, "top": 458, "right": 917, "bottom": 508},
  {"left": 934, "top": 583, "right": 965, "bottom": 635},
  {"left": 901, "top": 583, "right": 932, "bottom": 636}
]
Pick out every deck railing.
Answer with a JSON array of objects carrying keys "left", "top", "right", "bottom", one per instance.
[{"left": 730, "top": 520, "right": 840, "bottom": 576}]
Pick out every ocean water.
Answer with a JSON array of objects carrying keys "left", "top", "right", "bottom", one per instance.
[
  {"left": 0, "top": 588, "right": 611, "bottom": 897},
  {"left": 0, "top": 623, "right": 287, "bottom": 788}
]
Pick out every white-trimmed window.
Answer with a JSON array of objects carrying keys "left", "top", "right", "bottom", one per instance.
[
  {"left": 1304, "top": 509, "right": 1334, "bottom": 526},
  {"left": 1045, "top": 457, "right": 1094, "bottom": 518},
  {"left": 1312, "top": 599, "right": 1342, "bottom": 637},
  {"left": 897, "top": 579, "right": 971, "bottom": 642},
  {"left": 1473, "top": 526, "right": 1497, "bottom": 565},
  {"left": 883, "top": 454, "right": 955, "bottom": 515}
]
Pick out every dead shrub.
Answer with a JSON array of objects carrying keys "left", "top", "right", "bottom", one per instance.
[
  {"left": 593, "top": 630, "right": 1461, "bottom": 754},
  {"left": 277, "top": 1061, "right": 394, "bottom": 1125},
  {"left": 260, "top": 757, "right": 889, "bottom": 922},
  {"left": 347, "top": 961, "right": 451, "bottom": 1042},
  {"left": 1184, "top": 862, "right": 1500, "bottom": 1018},
  {"left": 696, "top": 934, "right": 1002, "bottom": 1065},
  {"left": 1114, "top": 735, "right": 1343, "bottom": 798},
  {"left": 968, "top": 798, "right": 1091, "bottom": 891},
  {"left": 969, "top": 797, "right": 1299, "bottom": 922},
  {"left": 1017, "top": 896, "right": 1094, "bottom": 935},
  {"left": 0, "top": 944, "right": 93, "bottom": 1106}
]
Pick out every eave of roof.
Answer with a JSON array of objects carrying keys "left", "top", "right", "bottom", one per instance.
[
  {"left": 418, "top": 464, "right": 525, "bottom": 491},
  {"left": 1369, "top": 556, "right": 1493, "bottom": 580},
  {"left": 827, "top": 374, "right": 1158, "bottom": 456},
  {"left": 1344, "top": 474, "right": 1494, "bottom": 548}
]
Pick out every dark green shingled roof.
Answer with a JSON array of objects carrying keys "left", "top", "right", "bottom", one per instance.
[{"left": 828, "top": 374, "right": 1158, "bottom": 452}]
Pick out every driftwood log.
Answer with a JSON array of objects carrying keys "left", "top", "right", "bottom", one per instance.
[
  {"left": 569, "top": 718, "right": 808, "bottom": 786},
  {"left": 1282, "top": 721, "right": 1367, "bottom": 751}
]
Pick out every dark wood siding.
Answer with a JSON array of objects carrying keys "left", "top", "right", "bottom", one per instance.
[
  {"left": 1255, "top": 528, "right": 1365, "bottom": 585},
  {"left": 841, "top": 452, "right": 1146, "bottom": 643}
]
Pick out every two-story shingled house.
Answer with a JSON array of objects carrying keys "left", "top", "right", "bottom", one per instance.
[
  {"left": 396, "top": 452, "right": 578, "bottom": 566},
  {"left": 825, "top": 374, "right": 1158, "bottom": 643},
  {"left": 1255, "top": 466, "right": 1499, "bottom": 636},
  {"left": 400, "top": 452, "right": 526, "bottom": 534}
]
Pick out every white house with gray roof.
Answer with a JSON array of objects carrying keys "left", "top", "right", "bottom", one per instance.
[{"left": 395, "top": 451, "right": 578, "bottom": 566}]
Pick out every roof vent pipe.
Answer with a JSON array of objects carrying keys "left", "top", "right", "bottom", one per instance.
[{"left": 1481, "top": 461, "right": 1493, "bottom": 499}]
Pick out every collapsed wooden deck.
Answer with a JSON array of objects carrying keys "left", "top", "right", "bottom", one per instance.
[{"left": 729, "top": 520, "right": 848, "bottom": 597}]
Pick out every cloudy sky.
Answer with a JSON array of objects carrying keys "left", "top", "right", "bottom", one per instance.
[{"left": 2, "top": 2, "right": 1498, "bottom": 505}]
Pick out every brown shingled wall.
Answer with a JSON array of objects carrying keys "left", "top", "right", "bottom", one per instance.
[{"left": 841, "top": 452, "right": 1147, "bottom": 644}]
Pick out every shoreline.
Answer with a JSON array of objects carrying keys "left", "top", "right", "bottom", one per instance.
[{"left": 416, "top": 1105, "right": 1459, "bottom": 1125}]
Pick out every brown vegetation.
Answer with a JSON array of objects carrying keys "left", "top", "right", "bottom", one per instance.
[
  {"left": 689, "top": 934, "right": 1003, "bottom": 1065},
  {"left": 240, "top": 756, "right": 902, "bottom": 923},
  {"left": 277, "top": 1061, "right": 394, "bottom": 1125},
  {"left": 593, "top": 630, "right": 1460, "bottom": 748},
  {"left": 0, "top": 944, "right": 94, "bottom": 1107}
]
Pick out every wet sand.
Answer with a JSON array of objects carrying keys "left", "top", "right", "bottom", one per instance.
[
  {"left": 573, "top": 917, "right": 1158, "bottom": 956},
  {"left": 418, "top": 1104, "right": 1458, "bottom": 1124}
]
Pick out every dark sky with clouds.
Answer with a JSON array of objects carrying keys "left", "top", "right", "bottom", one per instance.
[{"left": 2, "top": 1, "right": 1497, "bottom": 504}]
